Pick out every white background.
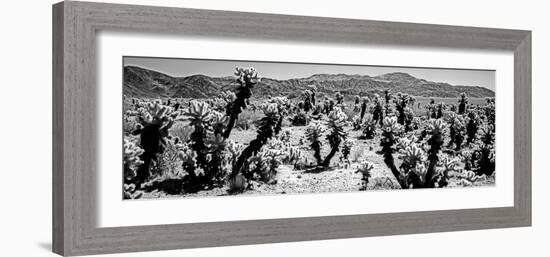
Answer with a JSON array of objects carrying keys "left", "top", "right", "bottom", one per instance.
[{"left": 0, "top": 0, "right": 548, "bottom": 256}]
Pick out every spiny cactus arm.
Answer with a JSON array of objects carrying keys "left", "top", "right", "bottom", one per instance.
[
  {"left": 382, "top": 143, "right": 407, "bottom": 189},
  {"left": 424, "top": 119, "right": 445, "bottom": 188},
  {"left": 231, "top": 103, "right": 280, "bottom": 179},
  {"left": 379, "top": 117, "right": 408, "bottom": 189},
  {"left": 320, "top": 108, "right": 348, "bottom": 167},
  {"left": 223, "top": 67, "right": 259, "bottom": 139},
  {"left": 305, "top": 121, "right": 326, "bottom": 166}
]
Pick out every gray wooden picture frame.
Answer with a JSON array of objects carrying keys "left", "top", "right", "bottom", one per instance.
[{"left": 52, "top": 1, "right": 531, "bottom": 256}]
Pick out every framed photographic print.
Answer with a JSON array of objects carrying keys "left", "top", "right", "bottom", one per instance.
[{"left": 52, "top": 1, "right": 531, "bottom": 256}]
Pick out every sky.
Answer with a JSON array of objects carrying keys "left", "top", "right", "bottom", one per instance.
[{"left": 124, "top": 56, "right": 495, "bottom": 91}]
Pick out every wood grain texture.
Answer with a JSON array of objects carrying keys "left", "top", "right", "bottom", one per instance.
[{"left": 52, "top": 1, "right": 532, "bottom": 256}]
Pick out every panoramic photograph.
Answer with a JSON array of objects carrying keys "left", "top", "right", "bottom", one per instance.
[{"left": 122, "top": 57, "right": 496, "bottom": 200}]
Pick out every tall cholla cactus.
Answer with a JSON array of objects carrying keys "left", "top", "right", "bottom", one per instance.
[
  {"left": 306, "top": 84, "right": 317, "bottom": 106},
  {"left": 231, "top": 102, "right": 282, "bottom": 180},
  {"left": 394, "top": 92, "right": 411, "bottom": 125},
  {"left": 425, "top": 119, "right": 446, "bottom": 187},
  {"left": 133, "top": 99, "right": 178, "bottom": 186},
  {"left": 182, "top": 100, "right": 212, "bottom": 168},
  {"left": 305, "top": 120, "right": 326, "bottom": 166},
  {"left": 447, "top": 113, "right": 466, "bottom": 150},
  {"left": 372, "top": 94, "right": 384, "bottom": 126},
  {"left": 301, "top": 90, "right": 313, "bottom": 112},
  {"left": 466, "top": 112, "right": 479, "bottom": 144},
  {"left": 401, "top": 143, "right": 428, "bottom": 187},
  {"left": 379, "top": 116, "right": 408, "bottom": 189},
  {"left": 123, "top": 138, "right": 145, "bottom": 182},
  {"left": 473, "top": 125, "right": 495, "bottom": 176},
  {"left": 360, "top": 96, "right": 369, "bottom": 121},
  {"left": 322, "top": 107, "right": 348, "bottom": 167},
  {"left": 484, "top": 97, "right": 496, "bottom": 128},
  {"left": 268, "top": 96, "right": 290, "bottom": 134},
  {"left": 458, "top": 92, "right": 468, "bottom": 114},
  {"left": 223, "top": 67, "right": 259, "bottom": 139}
]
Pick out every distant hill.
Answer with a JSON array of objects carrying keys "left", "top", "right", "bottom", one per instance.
[{"left": 123, "top": 66, "right": 495, "bottom": 99}]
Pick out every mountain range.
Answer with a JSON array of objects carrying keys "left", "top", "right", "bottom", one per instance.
[{"left": 123, "top": 65, "right": 495, "bottom": 99}]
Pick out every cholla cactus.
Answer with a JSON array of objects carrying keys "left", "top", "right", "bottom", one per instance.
[
  {"left": 132, "top": 99, "right": 179, "bottom": 186},
  {"left": 322, "top": 107, "right": 348, "bottom": 167},
  {"left": 379, "top": 117, "right": 446, "bottom": 189},
  {"left": 268, "top": 97, "right": 290, "bottom": 134},
  {"left": 223, "top": 67, "right": 260, "bottom": 139},
  {"left": 231, "top": 100, "right": 283, "bottom": 182},
  {"left": 248, "top": 147, "right": 286, "bottom": 183},
  {"left": 209, "top": 110, "right": 228, "bottom": 136},
  {"left": 360, "top": 116, "right": 376, "bottom": 140},
  {"left": 335, "top": 92, "right": 344, "bottom": 105},
  {"left": 306, "top": 120, "right": 326, "bottom": 166},
  {"left": 447, "top": 113, "right": 466, "bottom": 150},
  {"left": 123, "top": 137, "right": 145, "bottom": 182},
  {"left": 424, "top": 119, "right": 446, "bottom": 187},
  {"left": 210, "top": 91, "right": 236, "bottom": 113},
  {"left": 434, "top": 155, "right": 461, "bottom": 187},
  {"left": 399, "top": 143, "right": 428, "bottom": 187},
  {"left": 394, "top": 92, "right": 413, "bottom": 126},
  {"left": 372, "top": 95, "right": 384, "bottom": 126},
  {"left": 382, "top": 116, "right": 403, "bottom": 134},
  {"left": 466, "top": 112, "right": 479, "bottom": 144},
  {"left": 123, "top": 183, "right": 143, "bottom": 200},
  {"left": 301, "top": 90, "right": 313, "bottom": 112},
  {"left": 453, "top": 169, "right": 487, "bottom": 187},
  {"left": 182, "top": 100, "right": 212, "bottom": 169},
  {"left": 360, "top": 96, "right": 369, "bottom": 121},
  {"left": 379, "top": 117, "right": 399, "bottom": 180},
  {"left": 341, "top": 138, "right": 354, "bottom": 164},
  {"left": 356, "top": 161, "right": 375, "bottom": 190},
  {"left": 458, "top": 92, "right": 468, "bottom": 114},
  {"left": 461, "top": 150, "right": 474, "bottom": 170},
  {"left": 472, "top": 125, "right": 495, "bottom": 176}
]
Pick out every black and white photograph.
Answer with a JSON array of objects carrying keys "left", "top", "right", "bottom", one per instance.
[{"left": 122, "top": 57, "right": 496, "bottom": 200}]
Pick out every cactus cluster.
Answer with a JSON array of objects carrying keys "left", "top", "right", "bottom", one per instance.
[{"left": 122, "top": 64, "right": 496, "bottom": 198}]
